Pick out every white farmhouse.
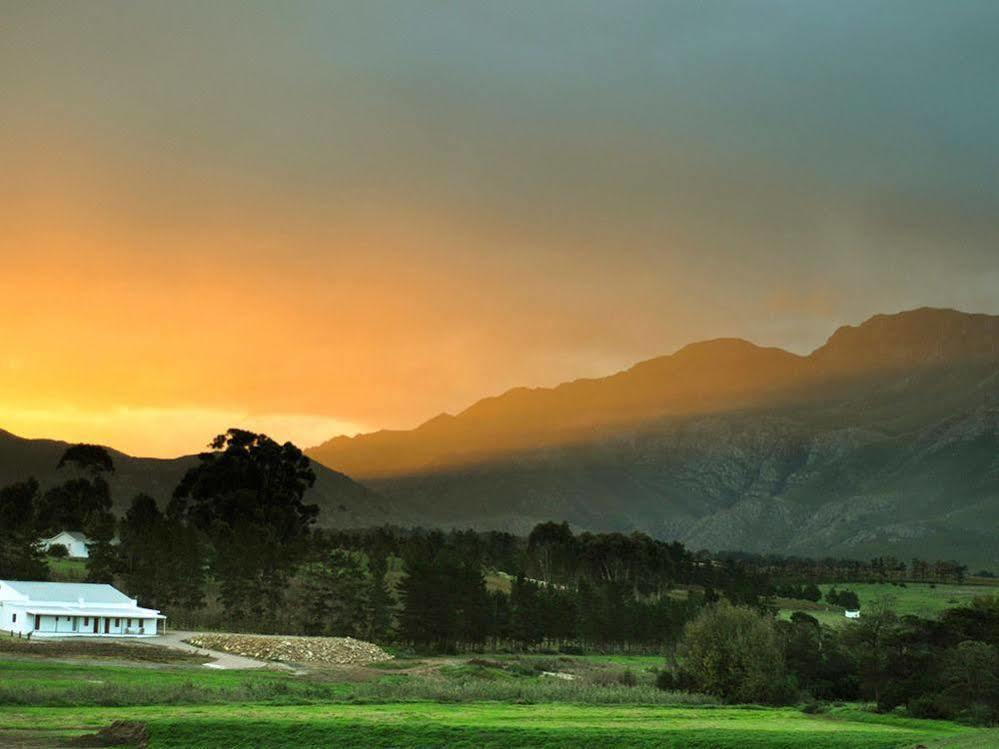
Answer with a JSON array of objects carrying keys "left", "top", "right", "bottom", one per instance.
[
  {"left": 40, "top": 531, "right": 91, "bottom": 559},
  {"left": 0, "top": 581, "right": 164, "bottom": 637}
]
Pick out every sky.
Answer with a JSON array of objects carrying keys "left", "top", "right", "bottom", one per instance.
[{"left": 2, "top": 1, "right": 999, "bottom": 457}]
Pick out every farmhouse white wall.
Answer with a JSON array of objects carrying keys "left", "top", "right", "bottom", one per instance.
[
  {"left": 40, "top": 531, "right": 91, "bottom": 559},
  {"left": 0, "top": 581, "right": 164, "bottom": 638}
]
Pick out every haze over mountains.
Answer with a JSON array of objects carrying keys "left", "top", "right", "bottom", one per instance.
[
  {"left": 308, "top": 308, "right": 999, "bottom": 569},
  {"left": 4, "top": 308, "right": 997, "bottom": 569}
]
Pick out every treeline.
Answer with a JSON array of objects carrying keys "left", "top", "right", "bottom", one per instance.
[
  {"left": 0, "top": 431, "right": 313, "bottom": 627},
  {"left": 720, "top": 551, "right": 973, "bottom": 585},
  {"left": 387, "top": 532, "right": 710, "bottom": 652},
  {"left": 667, "top": 597, "right": 999, "bottom": 725},
  {"left": 1, "top": 432, "right": 769, "bottom": 651},
  {"left": 323, "top": 522, "right": 770, "bottom": 599},
  {"left": 0, "top": 445, "right": 121, "bottom": 584},
  {"left": 317, "top": 522, "right": 770, "bottom": 651}
]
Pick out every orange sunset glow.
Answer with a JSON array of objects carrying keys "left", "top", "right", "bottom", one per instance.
[{"left": 3, "top": 3, "right": 998, "bottom": 457}]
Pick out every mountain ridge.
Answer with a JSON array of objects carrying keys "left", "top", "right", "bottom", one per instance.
[
  {"left": 0, "top": 428, "right": 398, "bottom": 529},
  {"left": 4, "top": 307, "right": 997, "bottom": 567},
  {"left": 309, "top": 307, "right": 999, "bottom": 478},
  {"left": 306, "top": 307, "right": 999, "bottom": 568}
]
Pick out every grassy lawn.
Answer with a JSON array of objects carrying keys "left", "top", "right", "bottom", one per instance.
[
  {"left": 0, "top": 703, "right": 985, "bottom": 749},
  {"left": 837, "top": 582, "right": 994, "bottom": 617},
  {"left": 564, "top": 654, "right": 669, "bottom": 668},
  {"left": 779, "top": 581, "right": 997, "bottom": 625},
  {"left": 0, "top": 658, "right": 349, "bottom": 706},
  {"left": 0, "top": 654, "right": 995, "bottom": 748},
  {"left": 45, "top": 556, "right": 87, "bottom": 582}
]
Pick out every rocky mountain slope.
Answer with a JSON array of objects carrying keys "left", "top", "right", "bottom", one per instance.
[
  {"left": 0, "top": 430, "right": 397, "bottom": 529},
  {"left": 309, "top": 309, "right": 999, "bottom": 568}
]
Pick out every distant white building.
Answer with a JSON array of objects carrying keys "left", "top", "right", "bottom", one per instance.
[
  {"left": 0, "top": 580, "right": 164, "bottom": 637},
  {"left": 40, "top": 531, "right": 91, "bottom": 559},
  {"left": 845, "top": 609, "right": 861, "bottom": 619}
]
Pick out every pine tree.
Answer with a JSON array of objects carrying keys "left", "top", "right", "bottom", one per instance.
[
  {"left": 366, "top": 554, "right": 394, "bottom": 642},
  {"left": 0, "top": 479, "right": 48, "bottom": 580},
  {"left": 297, "top": 549, "right": 370, "bottom": 637}
]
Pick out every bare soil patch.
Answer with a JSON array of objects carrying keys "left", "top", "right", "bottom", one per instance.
[{"left": 0, "top": 637, "right": 208, "bottom": 664}]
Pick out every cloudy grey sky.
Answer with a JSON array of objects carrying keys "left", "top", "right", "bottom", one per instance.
[{"left": 2, "top": 1, "right": 999, "bottom": 454}]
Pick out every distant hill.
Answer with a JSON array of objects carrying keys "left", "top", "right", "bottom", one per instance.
[
  {"left": 309, "top": 308, "right": 999, "bottom": 569},
  {"left": 0, "top": 430, "right": 398, "bottom": 529}
]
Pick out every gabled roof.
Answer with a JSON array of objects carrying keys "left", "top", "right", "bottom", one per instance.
[
  {"left": 45, "top": 531, "right": 89, "bottom": 542},
  {"left": 25, "top": 605, "right": 165, "bottom": 619},
  {"left": 0, "top": 580, "right": 133, "bottom": 605}
]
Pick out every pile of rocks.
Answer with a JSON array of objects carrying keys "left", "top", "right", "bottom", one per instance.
[{"left": 185, "top": 632, "right": 393, "bottom": 666}]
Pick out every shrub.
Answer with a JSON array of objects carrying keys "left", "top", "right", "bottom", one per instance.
[
  {"left": 908, "top": 694, "right": 951, "bottom": 720},
  {"left": 48, "top": 544, "right": 70, "bottom": 559},
  {"left": 790, "top": 612, "right": 819, "bottom": 627},
  {"left": 677, "top": 601, "right": 793, "bottom": 705},
  {"left": 618, "top": 669, "right": 638, "bottom": 688},
  {"left": 960, "top": 703, "right": 996, "bottom": 727},
  {"left": 655, "top": 669, "right": 677, "bottom": 692},
  {"left": 802, "top": 584, "right": 822, "bottom": 602}
]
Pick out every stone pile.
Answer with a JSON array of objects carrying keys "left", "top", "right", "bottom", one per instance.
[{"left": 185, "top": 632, "right": 393, "bottom": 666}]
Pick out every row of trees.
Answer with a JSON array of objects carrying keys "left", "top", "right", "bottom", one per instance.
[
  {"left": 290, "top": 529, "right": 713, "bottom": 652},
  {"left": 397, "top": 543, "right": 707, "bottom": 652},
  {"left": 322, "top": 525, "right": 768, "bottom": 652},
  {"left": 722, "top": 551, "right": 973, "bottom": 585},
  {"left": 0, "top": 444, "right": 119, "bottom": 583},
  {"left": 1, "top": 432, "right": 772, "bottom": 651},
  {"left": 0, "top": 431, "right": 320, "bottom": 629},
  {"left": 669, "top": 596, "right": 999, "bottom": 724}
]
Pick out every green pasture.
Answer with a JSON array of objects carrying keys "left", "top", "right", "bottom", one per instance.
[
  {"left": 45, "top": 555, "right": 87, "bottom": 581},
  {"left": 0, "top": 703, "right": 983, "bottom": 749},
  {"left": 780, "top": 582, "right": 997, "bottom": 625},
  {"left": 838, "top": 582, "right": 993, "bottom": 617},
  {"left": 0, "top": 658, "right": 348, "bottom": 706},
  {"left": 0, "top": 654, "right": 995, "bottom": 748}
]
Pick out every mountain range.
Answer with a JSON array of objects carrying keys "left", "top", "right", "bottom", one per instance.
[
  {"left": 308, "top": 308, "right": 999, "bottom": 570},
  {"left": 4, "top": 308, "right": 997, "bottom": 570}
]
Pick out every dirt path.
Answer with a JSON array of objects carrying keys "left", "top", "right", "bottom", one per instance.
[{"left": 134, "top": 631, "right": 293, "bottom": 671}]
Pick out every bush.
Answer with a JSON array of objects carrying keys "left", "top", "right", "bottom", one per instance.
[
  {"left": 908, "top": 694, "right": 951, "bottom": 720},
  {"left": 790, "top": 612, "right": 819, "bottom": 627},
  {"left": 836, "top": 590, "right": 861, "bottom": 610},
  {"left": 618, "top": 669, "right": 638, "bottom": 688},
  {"left": 960, "top": 703, "right": 996, "bottom": 727},
  {"left": 655, "top": 669, "right": 676, "bottom": 692},
  {"left": 48, "top": 544, "right": 70, "bottom": 559},
  {"left": 677, "top": 601, "right": 793, "bottom": 705}
]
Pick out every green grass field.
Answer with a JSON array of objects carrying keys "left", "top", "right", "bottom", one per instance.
[
  {"left": 45, "top": 555, "right": 87, "bottom": 582},
  {"left": 0, "top": 653, "right": 995, "bottom": 748},
  {"left": 780, "top": 581, "right": 998, "bottom": 626},
  {"left": 0, "top": 703, "right": 984, "bottom": 749}
]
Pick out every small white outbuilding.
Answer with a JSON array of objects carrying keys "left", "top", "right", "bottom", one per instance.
[
  {"left": 0, "top": 580, "right": 164, "bottom": 637},
  {"left": 40, "top": 531, "right": 91, "bottom": 559},
  {"left": 844, "top": 609, "right": 861, "bottom": 619}
]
